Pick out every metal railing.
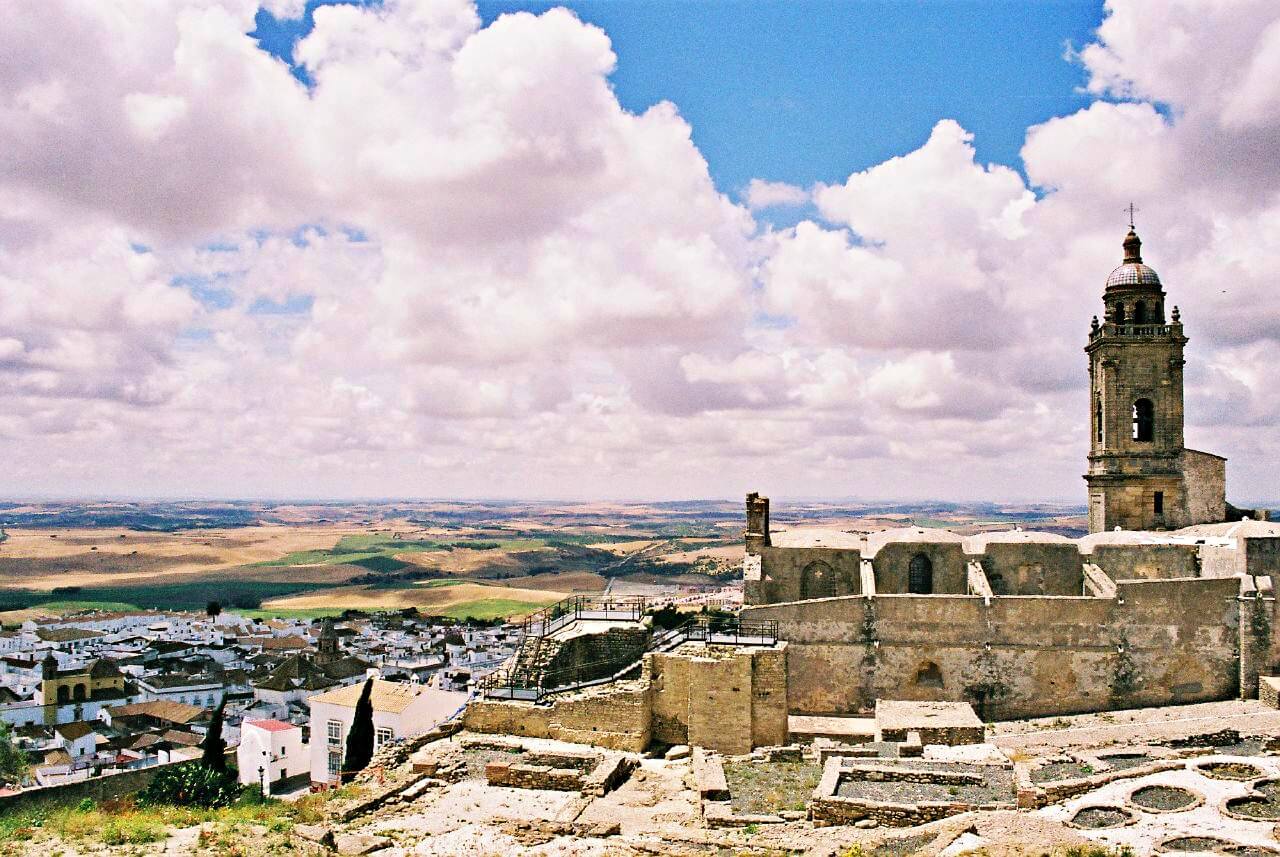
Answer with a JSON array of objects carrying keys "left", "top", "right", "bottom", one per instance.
[
  {"left": 1091, "top": 323, "right": 1176, "bottom": 341},
  {"left": 518, "top": 594, "right": 648, "bottom": 639},
  {"left": 478, "top": 616, "right": 779, "bottom": 702}
]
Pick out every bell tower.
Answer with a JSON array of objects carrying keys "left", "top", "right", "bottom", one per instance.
[{"left": 1084, "top": 225, "right": 1189, "bottom": 532}]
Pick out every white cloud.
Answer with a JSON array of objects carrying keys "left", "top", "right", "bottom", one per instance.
[
  {"left": 1, "top": 0, "right": 1278, "bottom": 502},
  {"left": 743, "top": 179, "right": 809, "bottom": 210}
]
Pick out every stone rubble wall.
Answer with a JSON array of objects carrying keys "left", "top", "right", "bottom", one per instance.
[
  {"left": 466, "top": 643, "right": 788, "bottom": 755},
  {"left": 481, "top": 748, "right": 637, "bottom": 796},
  {"left": 810, "top": 794, "right": 995, "bottom": 828},
  {"left": 878, "top": 724, "right": 983, "bottom": 746},
  {"left": 808, "top": 756, "right": 1012, "bottom": 828},
  {"left": 838, "top": 764, "right": 984, "bottom": 786},
  {"left": 486, "top": 762, "right": 584, "bottom": 791}
]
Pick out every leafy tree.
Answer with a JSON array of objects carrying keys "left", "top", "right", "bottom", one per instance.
[
  {"left": 200, "top": 699, "right": 228, "bottom": 773},
  {"left": 343, "top": 678, "right": 375, "bottom": 775},
  {"left": 647, "top": 604, "right": 685, "bottom": 630},
  {"left": 205, "top": 600, "right": 222, "bottom": 619},
  {"left": 0, "top": 721, "right": 29, "bottom": 786}
]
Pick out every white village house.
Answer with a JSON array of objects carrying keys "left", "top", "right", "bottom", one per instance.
[
  {"left": 307, "top": 679, "right": 467, "bottom": 786},
  {"left": 237, "top": 719, "right": 305, "bottom": 796}
]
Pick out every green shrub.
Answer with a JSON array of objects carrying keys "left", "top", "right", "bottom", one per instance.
[{"left": 138, "top": 761, "right": 242, "bottom": 809}]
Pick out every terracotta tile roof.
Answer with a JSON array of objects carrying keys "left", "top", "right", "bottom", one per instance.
[
  {"left": 55, "top": 721, "right": 96, "bottom": 740},
  {"left": 308, "top": 678, "right": 424, "bottom": 713},
  {"left": 36, "top": 627, "right": 102, "bottom": 642},
  {"left": 106, "top": 699, "right": 207, "bottom": 724},
  {"left": 88, "top": 658, "right": 123, "bottom": 678},
  {"left": 245, "top": 719, "right": 297, "bottom": 733},
  {"left": 42, "top": 748, "right": 71, "bottom": 766},
  {"left": 252, "top": 635, "right": 309, "bottom": 651},
  {"left": 160, "top": 729, "right": 202, "bottom": 746}
]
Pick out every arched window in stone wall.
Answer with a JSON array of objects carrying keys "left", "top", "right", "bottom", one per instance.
[
  {"left": 915, "top": 661, "right": 943, "bottom": 688},
  {"left": 56, "top": 684, "right": 70, "bottom": 704},
  {"left": 1133, "top": 398, "right": 1154, "bottom": 442},
  {"left": 73, "top": 683, "right": 87, "bottom": 701},
  {"left": 908, "top": 553, "right": 933, "bottom": 594},
  {"left": 1134, "top": 300, "right": 1147, "bottom": 324},
  {"left": 800, "top": 561, "right": 838, "bottom": 599}
]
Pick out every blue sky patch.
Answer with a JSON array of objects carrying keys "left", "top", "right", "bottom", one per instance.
[{"left": 248, "top": 294, "right": 316, "bottom": 315}]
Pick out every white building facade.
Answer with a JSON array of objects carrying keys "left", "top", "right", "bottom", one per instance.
[{"left": 307, "top": 679, "right": 466, "bottom": 786}]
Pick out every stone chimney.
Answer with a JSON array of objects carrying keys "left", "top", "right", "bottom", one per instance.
[{"left": 745, "top": 492, "right": 771, "bottom": 554}]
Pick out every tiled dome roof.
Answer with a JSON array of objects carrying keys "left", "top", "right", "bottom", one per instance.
[{"left": 1105, "top": 262, "right": 1162, "bottom": 289}]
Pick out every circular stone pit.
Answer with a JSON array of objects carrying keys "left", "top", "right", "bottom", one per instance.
[
  {"left": 1157, "top": 839, "right": 1280, "bottom": 856},
  {"left": 1158, "top": 837, "right": 1235, "bottom": 854},
  {"left": 1098, "top": 752, "right": 1153, "bottom": 771},
  {"left": 1224, "top": 779, "right": 1280, "bottom": 821},
  {"left": 1067, "top": 805, "right": 1135, "bottom": 830},
  {"left": 1197, "top": 761, "right": 1264, "bottom": 781},
  {"left": 1128, "top": 784, "right": 1202, "bottom": 813},
  {"left": 1223, "top": 846, "right": 1280, "bottom": 857}
]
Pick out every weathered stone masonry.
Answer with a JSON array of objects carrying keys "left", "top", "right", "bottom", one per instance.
[{"left": 464, "top": 642, "right": 788, "bottom": 755}]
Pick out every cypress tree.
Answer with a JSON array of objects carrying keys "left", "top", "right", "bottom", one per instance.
[
  {"left": 343, "top": 678, "right": 375, "bottom": 775},
  {"left": 201, "top": 699, "right": 227, "bottom": 773}
]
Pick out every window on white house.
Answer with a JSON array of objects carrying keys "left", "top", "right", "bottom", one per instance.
[
  {"left": 327, "top": 751, "right": 341, "bottom": 775},
  {"left": 327, "top": 720, "right": 343, "bottom": 745},
  {"left": 375, "top": 727, "right": 394, "bottom": 747}
]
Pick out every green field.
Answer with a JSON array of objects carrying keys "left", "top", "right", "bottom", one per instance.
[
  {"left": 437, "top": 598, "right": 547, "bottom": 621},
  {"left": 0, "top": 580, "right": 330, "bottom": 615},
  {"left": 247, "top": 532, "right": 549, "bottom": 569}
]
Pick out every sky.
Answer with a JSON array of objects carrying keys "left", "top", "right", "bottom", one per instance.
[{"left": 2, "top": 0, "right": 1279, "bottom": 503}]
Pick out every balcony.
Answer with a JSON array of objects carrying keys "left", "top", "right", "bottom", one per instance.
[{"left": 1090, "top": 323, "right": 1178, "bottom": 342}]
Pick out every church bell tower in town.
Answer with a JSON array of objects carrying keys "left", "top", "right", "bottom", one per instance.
[{"left": 1084, "top": 218, "right": 1225, "bottom": 533}]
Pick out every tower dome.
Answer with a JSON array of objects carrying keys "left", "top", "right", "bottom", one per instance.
[{"left": 1105, "top": 229, "right": 1162, "bottom": 290}]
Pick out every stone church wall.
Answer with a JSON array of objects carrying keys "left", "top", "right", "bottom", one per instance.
[
  {"left": 976, "top": 543, "right": 1082, "bottom": 596},
  {"left": 1088, "top": 543, "right": 1199, "bottom": 580},
  {"left": 747, "top": 546, "right": 861, "bottom": 604},
  {"left": 742, "top": 575, "right": 1240, "bottom": 720},
  {"left": 1183, "top": 449, "right": 1227, "bottom": 525},
  {"left": 1245, "top": 537, "right": 1280, "bottom": 580},
  {"left": 871, "top": 542, "right": 967, "bottom": 595}
]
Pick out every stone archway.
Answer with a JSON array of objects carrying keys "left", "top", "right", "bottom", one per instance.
[
  {"left": 908, "top": 553, "right": 933, "bottom": 594},
  {"left": 800, "top": 561, "right": 838, "bottom": 599}
]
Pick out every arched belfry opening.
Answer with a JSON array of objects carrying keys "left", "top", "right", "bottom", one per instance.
[
  {"left": 908, "top": 553, "right": 933, "bottom": 594},
  {"left": 1133, "top": 398, "right": 1154, "bottom": 442}
]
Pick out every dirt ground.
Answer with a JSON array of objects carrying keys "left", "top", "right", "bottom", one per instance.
[{"left": 0, "top": 525, "right": 361, "bottom": 590}]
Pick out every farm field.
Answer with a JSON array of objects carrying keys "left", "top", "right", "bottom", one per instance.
[{"left": 0, "top": 498, "right": 1088, "bottom": 623}]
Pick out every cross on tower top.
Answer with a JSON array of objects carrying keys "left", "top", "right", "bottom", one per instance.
[{"left": 1126, "top": 202, "right": 1140, "bottom": 230}]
